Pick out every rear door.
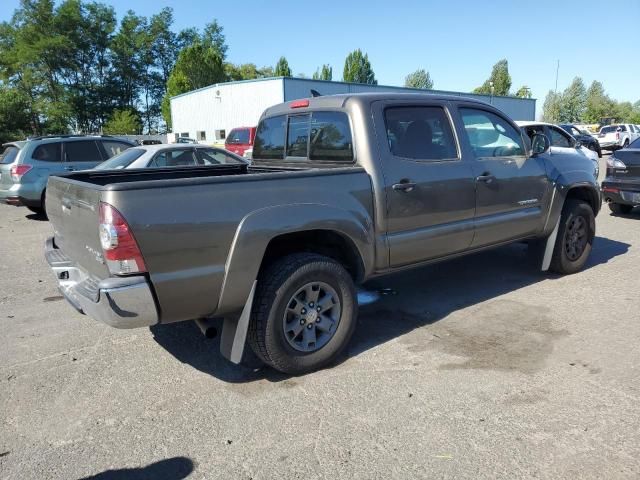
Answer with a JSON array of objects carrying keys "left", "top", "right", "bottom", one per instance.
[
  {"left": 456, "top": 106, "right": 550, "bottom": 247},
  {"left": 63, "top": 140, "right": 104, "bottom": 171},
  {"left": 373, "top": 100, "right": 476, "bottom": 267},
  {"left": 98, "top": 139, "right": 133, "bottom": 159}
]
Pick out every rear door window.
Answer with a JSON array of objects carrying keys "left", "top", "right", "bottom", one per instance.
[
  {"left": 0, "top": 145, "right": 20, "bottom": 164},
  {"left": 384, "top": 106, "right": 458, "bottom": 160},
  {"left": 151, "top": 149, "right": 198, "bottom": 167},
  {"left": 65, "top": 141, "right": 102, "bottom": 163},
  {"left": 32, "top": 143, "right": 62, "bottom": 162}
]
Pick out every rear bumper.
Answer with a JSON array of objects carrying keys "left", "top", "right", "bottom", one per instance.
[
  {"left": 602, "top": 179, "right": 640, "bottom": 206},
  {"left": 0, "top": 183, "right": 41, "bottom": 206},
  {"left": 45, "top": 237, "right": 159, "bottom": 329}
]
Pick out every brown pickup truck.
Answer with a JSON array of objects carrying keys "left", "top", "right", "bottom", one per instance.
[{"left": 45, "top": 93, "right": 601, "bottom": 374}]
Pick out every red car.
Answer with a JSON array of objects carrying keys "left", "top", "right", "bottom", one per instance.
[{"left": 225, "top": 127, "right": 256, "bottom": 156}]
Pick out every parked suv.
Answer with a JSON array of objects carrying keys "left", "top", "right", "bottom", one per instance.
[
  {"left": 597, "top": 124, "right": 639, "bottom": 151},
  {"left": 0, "top": 135, "right": 135, "bottom": 213}
]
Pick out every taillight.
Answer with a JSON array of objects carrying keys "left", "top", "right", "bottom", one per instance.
[
  {"left": 10, "top": 164, "right": 32, "bottom": 182},
  {"left": 616, "top": 132, "right": 620, "bottom": 140},
  {"left": 99, "top": 202, "right": 147, "bottom": 275}
]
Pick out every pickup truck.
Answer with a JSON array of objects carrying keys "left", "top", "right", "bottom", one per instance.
[
  {"left": 597, "top": 124, "right": 639, "bottom": 151},
  {"left": 44, "top": 93, "right": 601, "bottom": 374}
]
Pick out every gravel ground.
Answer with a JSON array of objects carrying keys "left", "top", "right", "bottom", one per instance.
[{"left": 1, "top": 157, "right": 639, "bottom": 479}]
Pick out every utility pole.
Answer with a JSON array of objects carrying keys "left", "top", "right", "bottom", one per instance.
[{"left": 554, "top": 59, "right": 560, "bottom": 94}]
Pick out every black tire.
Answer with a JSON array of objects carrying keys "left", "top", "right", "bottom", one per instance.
[
  {"left": 26, "top": 206, "right": 44, "bottom": 214},
  {"left": 623, "top": 139, "right": 629, "bottom": 148},
  {"left": 550, "top": 199, "right": 595, "bottom": 274},
  {"left": 596, "top": 145, "right": 602, "bottom": 158},
  {"left": 609, "top": 203, "right": 633, "bottom": 215},
  {"left": 248, "top": 253, "right": 357, "bottom": 375}
]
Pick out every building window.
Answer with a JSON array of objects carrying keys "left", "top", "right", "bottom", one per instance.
[
  {"left": 180, "top": 132, "right": 189, "bottom": 138},
  {"left": 215, "top": 129, "right": 226, "bottom": 140},
  {"left": 197, "top": 131, "right": 206, "bottom": 141}
]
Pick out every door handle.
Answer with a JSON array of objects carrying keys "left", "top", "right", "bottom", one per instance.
[
  {"left": 475, "top": 173, "right": 496, "bottom": 184},
  {"left": 392, "top": 180, "right": 417, "bottom": 192},
  {"left": 64, "top": 166, "right": 75, "bottom": 171}
]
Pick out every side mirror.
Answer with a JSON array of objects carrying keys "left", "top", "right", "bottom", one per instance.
[
  {"left": 530, "top": 133, "right": 550, "bottom": 157},
  {"left": 574, "top": 140, "right": 582, "bottom": 149}
]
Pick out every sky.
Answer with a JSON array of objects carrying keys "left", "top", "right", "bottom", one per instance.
[{"left": 2, "top": 0, "right": 639, "bottom": 116}]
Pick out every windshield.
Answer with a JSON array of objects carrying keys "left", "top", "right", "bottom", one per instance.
[
  {"left": 0, "top": 145, "right": 21, "bottom": 165},
  {"left": 94, "top": 148, "right": 145, "bottom": 170}
]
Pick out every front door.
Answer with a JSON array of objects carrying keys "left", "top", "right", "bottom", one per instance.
[
  {"left": 375, "top": 102, "right": 477, "bottom": 267},
  {"left": 456, "top": 107, "right": 550, "bottom": 247}
]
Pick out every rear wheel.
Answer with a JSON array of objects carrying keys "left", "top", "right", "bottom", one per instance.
[
  {"left": 248, "top": 253, "right": 357, "bottom": 374},
  {"left": 609, "top": 203, "right": 633, "bottom": 215},
  {"left": 623, "top": 139, "right": 629, "bottom": 148},
  {"left": 26, "top": 206, "right": 44, "bottom": 215},
  {"left": 550, "top": 199, "right": 595, "bottom": 274}
]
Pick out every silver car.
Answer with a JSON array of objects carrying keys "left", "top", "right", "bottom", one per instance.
[
  {"left": 94, "top": 143, "right": 247, "bottom": 170},
  {"left": 0, "top": 135, "right": 135, "bottom": 213}
]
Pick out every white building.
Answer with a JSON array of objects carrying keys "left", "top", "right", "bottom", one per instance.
[{"left": 170, "top": 77, "right": 536, "bottom": 143}]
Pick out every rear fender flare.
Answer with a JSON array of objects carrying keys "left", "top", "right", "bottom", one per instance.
[{"left": 215, "top": 203, "right": 374, "bottom": 316}]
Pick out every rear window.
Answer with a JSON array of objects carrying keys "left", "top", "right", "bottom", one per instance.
[
  {"left": 254, "top": 111, "right": 353, "bottom": 163},
  {"left": 0, "top": 145, "right": 20, "bottom": 165},
  {"left": 94, "top": 148, "right": 145, "bottom": 170},
  {"left": 629, "top": 137, "right": 640, "bottom": 148},
  {"left": 32, "top": 143, "right": 62, "bottom": 162},
  {"left": 226, "top": 128, "right": 250, "bottom": 144},
  {"left": 600, "top": 126, "right": 617, "bottom": 134}
]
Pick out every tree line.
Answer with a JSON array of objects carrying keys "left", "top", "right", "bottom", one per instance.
[{"left": 542, "top": 78, "right": 640, "bottom": 125}]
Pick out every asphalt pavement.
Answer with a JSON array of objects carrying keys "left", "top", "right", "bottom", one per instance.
[{"left": 1, "top": 156, "right": 639, "bottom": 479}]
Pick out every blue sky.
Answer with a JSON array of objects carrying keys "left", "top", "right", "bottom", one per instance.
[{"left": 3, "top": 0, "right": 638, "bottom": 114}]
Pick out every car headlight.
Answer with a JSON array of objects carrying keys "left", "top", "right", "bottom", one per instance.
[{"left": 607, "top": 157, "right": 627, "bottom": 168}]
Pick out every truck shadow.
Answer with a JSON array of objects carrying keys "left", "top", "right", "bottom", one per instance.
[
  {"left": 78, "top": 456, "right": 194, "bottom": 479},
  {"left": 150, "top": 236, "right": 629, "bottom": 383}
]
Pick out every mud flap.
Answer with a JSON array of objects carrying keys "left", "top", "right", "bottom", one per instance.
[
  {"left": 220, "top": 281, "right": 256, "bottom": 364},
  {"left": 541, "top": 218, "right": 560, "bottom": 272}
]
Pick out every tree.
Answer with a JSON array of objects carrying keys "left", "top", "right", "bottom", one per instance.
[
  {"left": 404, "top": 69, "right": 433, "bottom": 89},
  {"left": 473, "top": 59, "right": 511, "bottom": 96},
  {"left": 584, "top": 81, "right": 615, "bottom": 124},
  {"left": 560, "top": 77, "right": 587, "bottom": 122},
  {"left": 0, "top": 84, "right": 31, "bottom": 142},
  {"left": 312, "top": 64, "right": 332, "bottom": 81},
  {"left": 274, "top": 56, "right": 291, "bottom": 77},
  {"left": 201, "top": 20, "right": 227, "bottom": 59},
  {"left": 161, "top": 41, "right": 225, "bottom": 128},
  {"left": 515, "top": 86, "right": 532, "bottom": 98},
  {"left": 342, "top": 49, "right": 376, "bottom": 84},
  {"left": 103, "top": 108, "right": 141, "bottom": 134},
  {"left": 542, "top": 90, "right": 562, "bottom": 123}
]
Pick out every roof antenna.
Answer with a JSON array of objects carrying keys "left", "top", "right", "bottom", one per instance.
[{"left": 310, "top": 89, "right": 322, "bottom": 98}]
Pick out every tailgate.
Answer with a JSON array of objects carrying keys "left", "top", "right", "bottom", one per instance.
[{"left": 46, "top": 176, "right": 110, "bottom": 279}]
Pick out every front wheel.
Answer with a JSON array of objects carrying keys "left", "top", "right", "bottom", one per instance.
[
  {"left": 550, "top": 199, "right": 595, "bottom": 274},
  {"left": 248, "top": 253, "right": 357, "bottom": 374}
]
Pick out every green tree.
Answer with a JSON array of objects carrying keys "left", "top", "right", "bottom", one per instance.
[
  {"left": 274, "top": 56, "right": 292, "bottom": 77},
  {"left": 161, "top": 42, "right": 225, "bottom": 128},
  {"left": 560, "top": 77, "right": 587, "bottom": 122},
  {"left": 342, "top": 49, "right": 376, "bottom": 84},
  {"left": 473, "top": 59, "right": 511, "bottom": 96},
  {"left": 103, "top": 108, "right": 141, "bottom": 134},
  {"left": 0, "top": 84, "right": 31, "bottom": 142},
  {"left": 542, "top": 90, "right": 562, "bottom": 123},
  {"left": 515, "top": 86, "right": 532, "bottom": 98},
  {"left": 404, "top": 69, "right": 433, "bottom": 89},
  {"left": 584, "top": 81, "right": 615, "bottom": 123},
  {"left": 312, "top": 64, "right": 332, "bottom": 81},
  {"left": 201, "top": 20, "right": 227, "bottom": 59}
]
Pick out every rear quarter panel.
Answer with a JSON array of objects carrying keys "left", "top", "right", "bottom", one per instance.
[{"left": 106, "top": 168, "right": 375, "bottom": 323}]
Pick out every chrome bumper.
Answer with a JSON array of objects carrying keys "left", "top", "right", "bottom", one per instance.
[{"left": 45, "top": 237, "right": 159, "bottom": 329}]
